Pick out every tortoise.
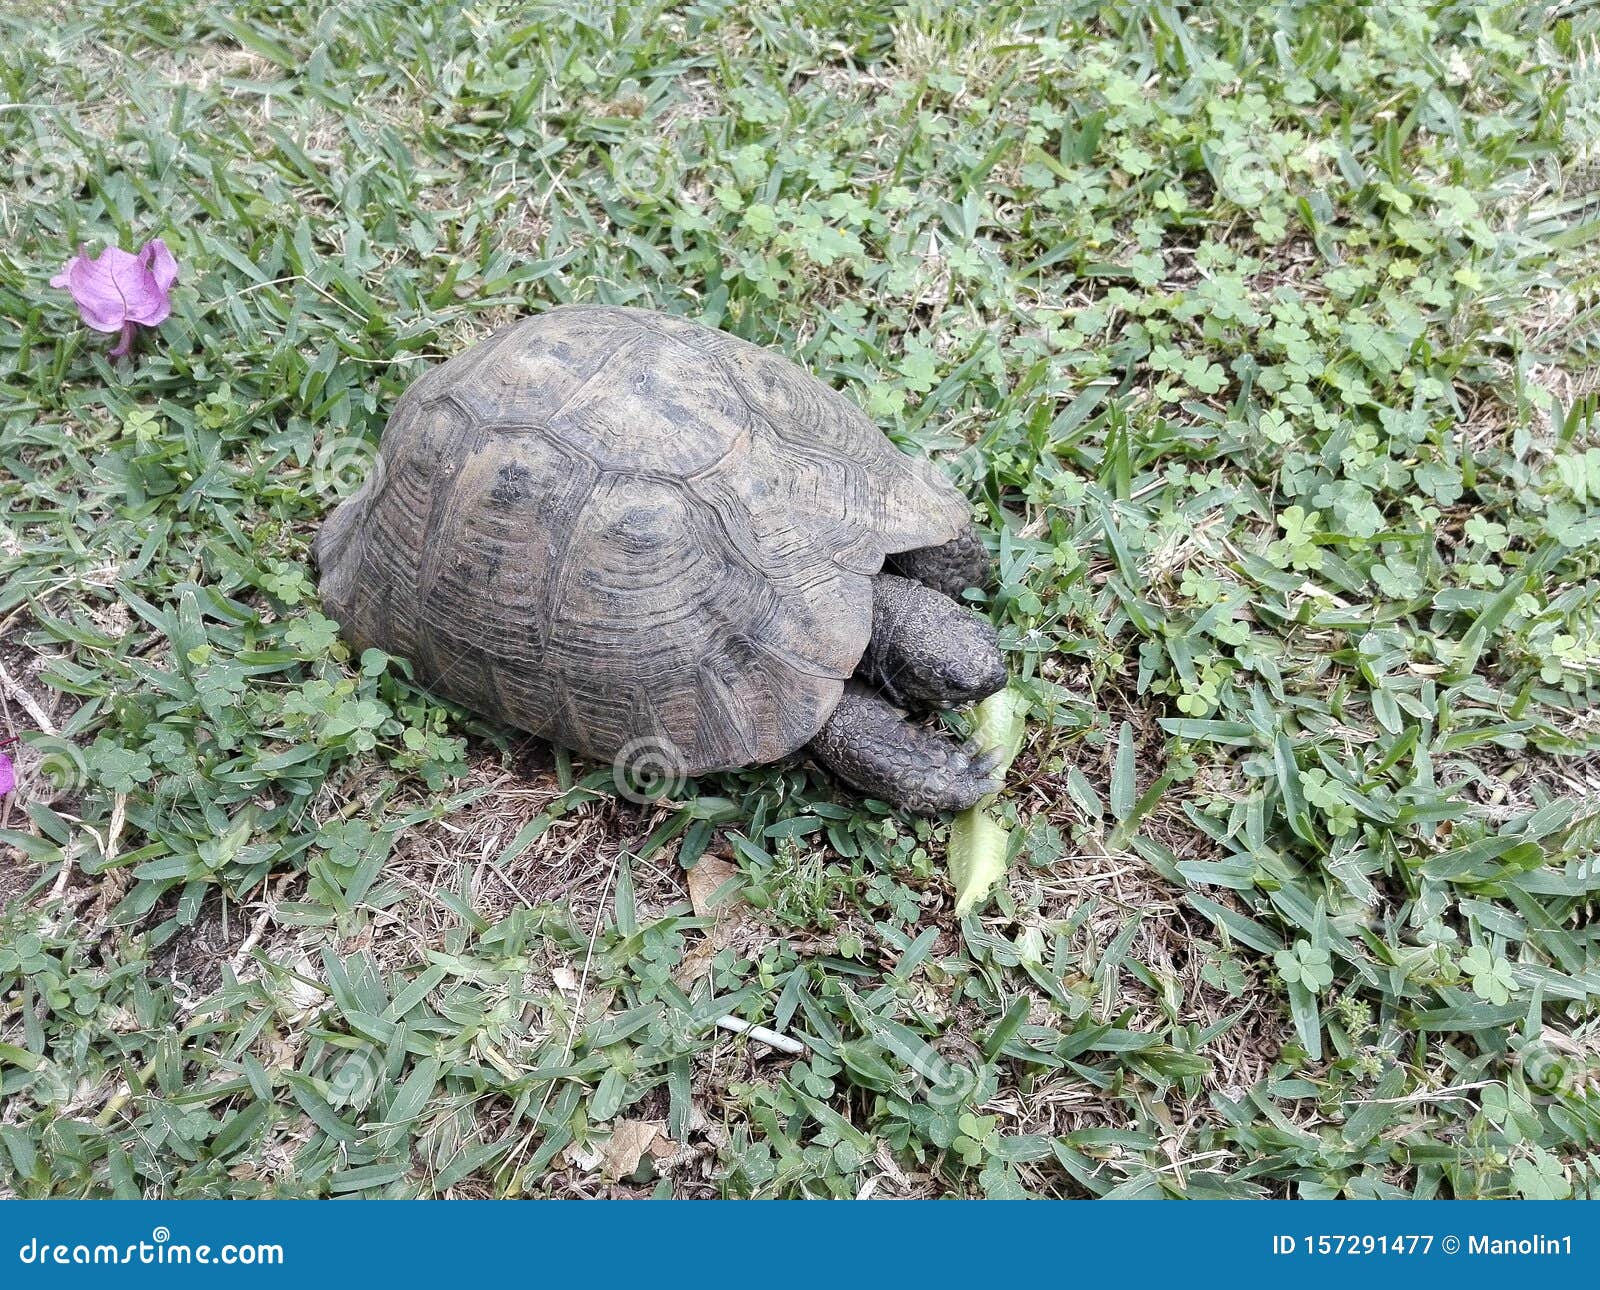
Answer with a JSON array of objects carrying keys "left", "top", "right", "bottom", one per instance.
[{"left": 314, "top": 305, "right": 1007, "bottom": 814}]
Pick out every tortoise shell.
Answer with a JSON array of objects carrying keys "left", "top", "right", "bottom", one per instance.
[{"left": 314, "top": 305, "right": 970, "bottom": 774}]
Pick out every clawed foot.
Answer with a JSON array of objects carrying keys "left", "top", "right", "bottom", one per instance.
[
  {"left": 807, "top": 683, "right": 1008, "bottom": 815},
  {"left": 919, "top": 737, "right": 1005, "bottom": 813}
]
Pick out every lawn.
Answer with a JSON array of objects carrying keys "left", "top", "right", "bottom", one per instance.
[{"left": 1, "top": 0, "right": 1598, "bottom": 1199}]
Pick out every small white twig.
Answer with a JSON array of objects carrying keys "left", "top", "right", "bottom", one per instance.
[
  {"left": 47, "top": 843, "right": 74, "bottom": 903},
  {"left": 716, "top": 1016, "right": 806, "bottom": 1055},
  {"left": 226, "top": 873, "right": 298, "bottom": 979},
  {"left": 0, "top": 658, "right": 57, "bottom": 735}
]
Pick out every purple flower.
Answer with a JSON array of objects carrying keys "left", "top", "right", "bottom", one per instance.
[
  {"left": 51, "top": 239, "right": 179, "bottom": 359},
  {"left": 0, "top": 743, "right": 14, "bottom": 798}
]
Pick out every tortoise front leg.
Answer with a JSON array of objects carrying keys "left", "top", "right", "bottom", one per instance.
[{"left": 807, "top": 682, "right": 1003, "bottom": 815}]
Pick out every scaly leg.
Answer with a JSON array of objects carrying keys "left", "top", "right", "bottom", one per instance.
[
  {"left": 808, "top": 682, "right": 1004, "bottom": 814},
  {"left": 886, "top": 523, "right": 994, "bottom": 600}
]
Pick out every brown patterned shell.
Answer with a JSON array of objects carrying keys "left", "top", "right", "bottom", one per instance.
[{"left": 314, "top": 305, "right": 970, "bottom": 773}]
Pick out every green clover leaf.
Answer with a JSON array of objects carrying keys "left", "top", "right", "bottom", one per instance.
[
  {"left": 1510, "top": 1147, "right": 1571, "bottom": 1200},
  {"left": 1274, "top": 940, "right": 1334, "bottom": 993},
  {"left": 1461, "top": 945, "right": 1516, "bottom": 1006}
]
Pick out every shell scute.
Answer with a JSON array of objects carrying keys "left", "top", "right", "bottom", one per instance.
[{"left": 316, "top": 306, "right": 971, "bottom": 771}]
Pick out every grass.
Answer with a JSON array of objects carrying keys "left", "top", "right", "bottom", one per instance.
[{"left": 1, "top": 0, "right": 1599, "bottom": 1199}]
